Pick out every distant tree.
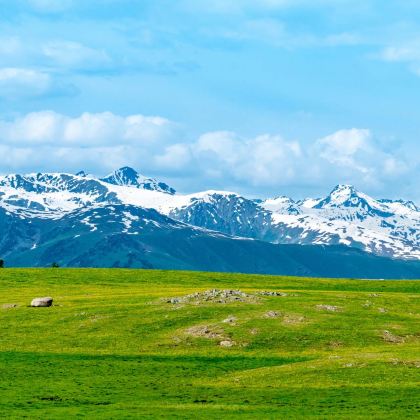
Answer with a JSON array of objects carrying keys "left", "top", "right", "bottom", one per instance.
[
  {"left": 51, "top": 262, "right": 60, "bottom": 268},
  {"left": 0, "top": 259, "right": 4, "bottom": 268}
]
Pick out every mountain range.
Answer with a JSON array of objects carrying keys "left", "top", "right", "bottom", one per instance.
[{"left": 0, "top": 166, "right": 419, "bottom": 278}]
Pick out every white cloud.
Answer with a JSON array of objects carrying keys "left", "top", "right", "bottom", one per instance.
[
  {"left": 0, "top": 111, "right": 176, "bottom": 146},
  {"left": 314, "top": 128, "right": 409, "bottom": 186},
  {"left": 0, "top": 68, "right": 51, "bottom": 98},
  {"left": 42, "top": 41, "right": 111, "bottom": 70},
  {"left": 0, "top": 111, "right": 414, "bottom": 196},
  {"left": 315, "top": 128, "right": 372, "bottom": 170},
  {"left": 379, "top": 40, "right": 420, "bottom": 76},
  {"left": 155, "top": 144, "right": 192, "bottom": 170},
  {"left": 193, "top": 131, "right": 303, "bottom": 185},
  {"left": 0, "top": 67, "right": 77, "bottom": 98},
  {"left": 0, "top": 110, "right": 178, "bottom": 177}
]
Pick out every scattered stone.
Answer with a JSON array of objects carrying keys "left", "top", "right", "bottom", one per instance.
[
  {"left": 328, "top": 341, "right": 344, "bottom": 348},
  {"left": 369, "top": 293, "right": 380, "bottom": 297},
  {"left": 378, "top": 307, "right": 388, "bottom": 313},
  {"left": 362, "top": 300, "right": 373, "bottom": 308},
  {"left": 264, "top": 310, "right": 280, "bottom": 318},
  {"left": 249, "top": 328, "right": 259, "bottom": 335},
  {"left": 316, "top": 304, "right": 340, "bottom": 312},
  {"left": 258, "top": 291, "right": 288, "bottom": 297},
  {"left": 219, "top": 340, "right": 235, "bottom": 347},
  {"left": 382, "top": 330, "right": 405, "bottom": 344},
  {"left": 185, "top": 325, "right": 223, "bottom": 340},
  {"left": 222, "top": 315, "right": 237, "bottom": 324},
  {"left": 31, "top": 297, "right": 53, "bottom": 307},
  {"left": 390, "top": 359, "right": 420, "bottom": 368},
  {"left": 283, "top": 314, "right": 305, "bottom": 324},
  {"left": 167, "top": 289, "right": 258, "bottom": 305},
  {"left": 2, "top": 303, "right": 18, "bottom": 309}
]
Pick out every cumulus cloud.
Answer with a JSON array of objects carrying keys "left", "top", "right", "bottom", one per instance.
[
  {"left": 0, "top": 111, "right": 176, "bottom": 146},
  {"left": 313, "top": 128, "right": 410, "bottom": 187},
  {"left": 0, "top": 111, "right": 415, "bottom": 197},
  {"left": 155, "top": 144, "right": 192, "bottom": 170},
  {"left": 316, "top": 128, "right": 372, "bottom": 170},
  {"left": 185, "top": 128, "right": 410, "bottom": 191},
  {"left": 192, "top": 131, "right": 302, "bottom": 185},
  {"left": 0, "top": 111, "right": 180, "bottom": 175}
]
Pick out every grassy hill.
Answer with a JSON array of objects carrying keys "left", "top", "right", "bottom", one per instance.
[{"left": 0, "top": 269, "right": 419, "bottom": 418}]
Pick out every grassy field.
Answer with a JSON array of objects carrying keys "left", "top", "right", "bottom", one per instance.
[{"left": 0, "top": 269, "right": 419, "bottom": 419}]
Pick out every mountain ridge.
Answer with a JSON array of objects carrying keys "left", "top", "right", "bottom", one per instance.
[{"left": 0, "top": 167, "right": 419, "bottom": 263}]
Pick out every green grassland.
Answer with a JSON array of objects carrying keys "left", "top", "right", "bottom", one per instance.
[{"left": 0, "top": 269, "right": 419, "bottom": 419}]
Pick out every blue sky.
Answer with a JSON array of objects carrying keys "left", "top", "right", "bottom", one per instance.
[{"left": 0, "top": 0, "right": 419, "bottom": 200}]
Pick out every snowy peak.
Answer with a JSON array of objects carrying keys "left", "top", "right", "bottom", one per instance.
[
  {"left": 101, "top": 167, "right": 141, "bottom": 187},
  {"left": 0, "top": 169, "right": 418, "bottom": 261},
  {"left": 100, "top": 167, "right": 175, "bottom": 195},
  {"left": 315, "top": 184, "right": 363, "bottom": 207},
  {"left": 313, "top": 184, "right": 391, "bottom": 216}
]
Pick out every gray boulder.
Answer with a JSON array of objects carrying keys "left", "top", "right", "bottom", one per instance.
[{"left": 31, "top": 297, "right": 53, "bottom": 307}]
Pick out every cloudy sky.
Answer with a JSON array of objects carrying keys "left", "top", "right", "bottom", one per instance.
[{"left": 0, "top": 0, "right": 419, "bottom": 200}]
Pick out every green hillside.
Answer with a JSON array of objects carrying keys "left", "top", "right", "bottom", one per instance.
[{"left": 0, "top": 269, "right": 419, "bottom": 419}]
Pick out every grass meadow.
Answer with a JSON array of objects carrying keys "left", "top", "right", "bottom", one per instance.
[{"left": 0, "top": 269, "right": 419, "bottom": 418}]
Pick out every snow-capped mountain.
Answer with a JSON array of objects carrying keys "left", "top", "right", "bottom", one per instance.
[
  {"left": 262, "top": 185, "right": 420, "bottom": 260},
  {"left": 100, "top": 166, "right": 176, "bottom": 195},
  {"left": 0, "top": 167, "right": 419, "bottom": 262}
]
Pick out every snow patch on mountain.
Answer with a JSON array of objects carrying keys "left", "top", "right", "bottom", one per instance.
[{"left": 0, "top": 167, "right": 418, "bottom": 260}]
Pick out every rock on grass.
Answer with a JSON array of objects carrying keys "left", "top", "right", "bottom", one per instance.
[{"left": 31, "top": 297, "right": 53, "bottom": 307}]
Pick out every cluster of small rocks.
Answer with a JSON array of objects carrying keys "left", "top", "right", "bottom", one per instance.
[
  {"left": 382, "top": 330, "right": 405, "bottom": 344},
  {"left": 316, "top": 304, "right": 340, "bottom": 312},
  {"left": 264, "top": 310, "right": 280, "bottom": 318},
  {"left": 184, "top": 324, "right": 236, "bottom": 348},
  {"left": 258, "top": 291, "right": 288, "bottom": 297},
  {"left": 167, "top": 289, "right": 257, "bottom": 305},
  {"left": 185, "top": 325, "right": 223, "bottom": 339}
]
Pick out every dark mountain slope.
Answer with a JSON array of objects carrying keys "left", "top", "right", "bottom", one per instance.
[{"left": 3, "top": 204, "right": 420, "bottom": 279}]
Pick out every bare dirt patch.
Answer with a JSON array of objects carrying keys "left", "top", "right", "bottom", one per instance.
[
  {"left": 264, "top": 310, "right": 281, "bottom": 318},
  {"left": 222, "top": 315, "right": 237, "bottom": 324},
  {"left": 283, "top": 314, "right": 305, "bottom": 325},
  {"left": 2, "top": 303, "right": 18, "bottom": 309},
  {"left": 185, "top": 325, "right": 224, "bottom": 340},
  {"left": 219, "top": 340, "right": 236, "bottom": 347},
  {"left": 382, "top": 330, "right": 405, "bottom": 344}
]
